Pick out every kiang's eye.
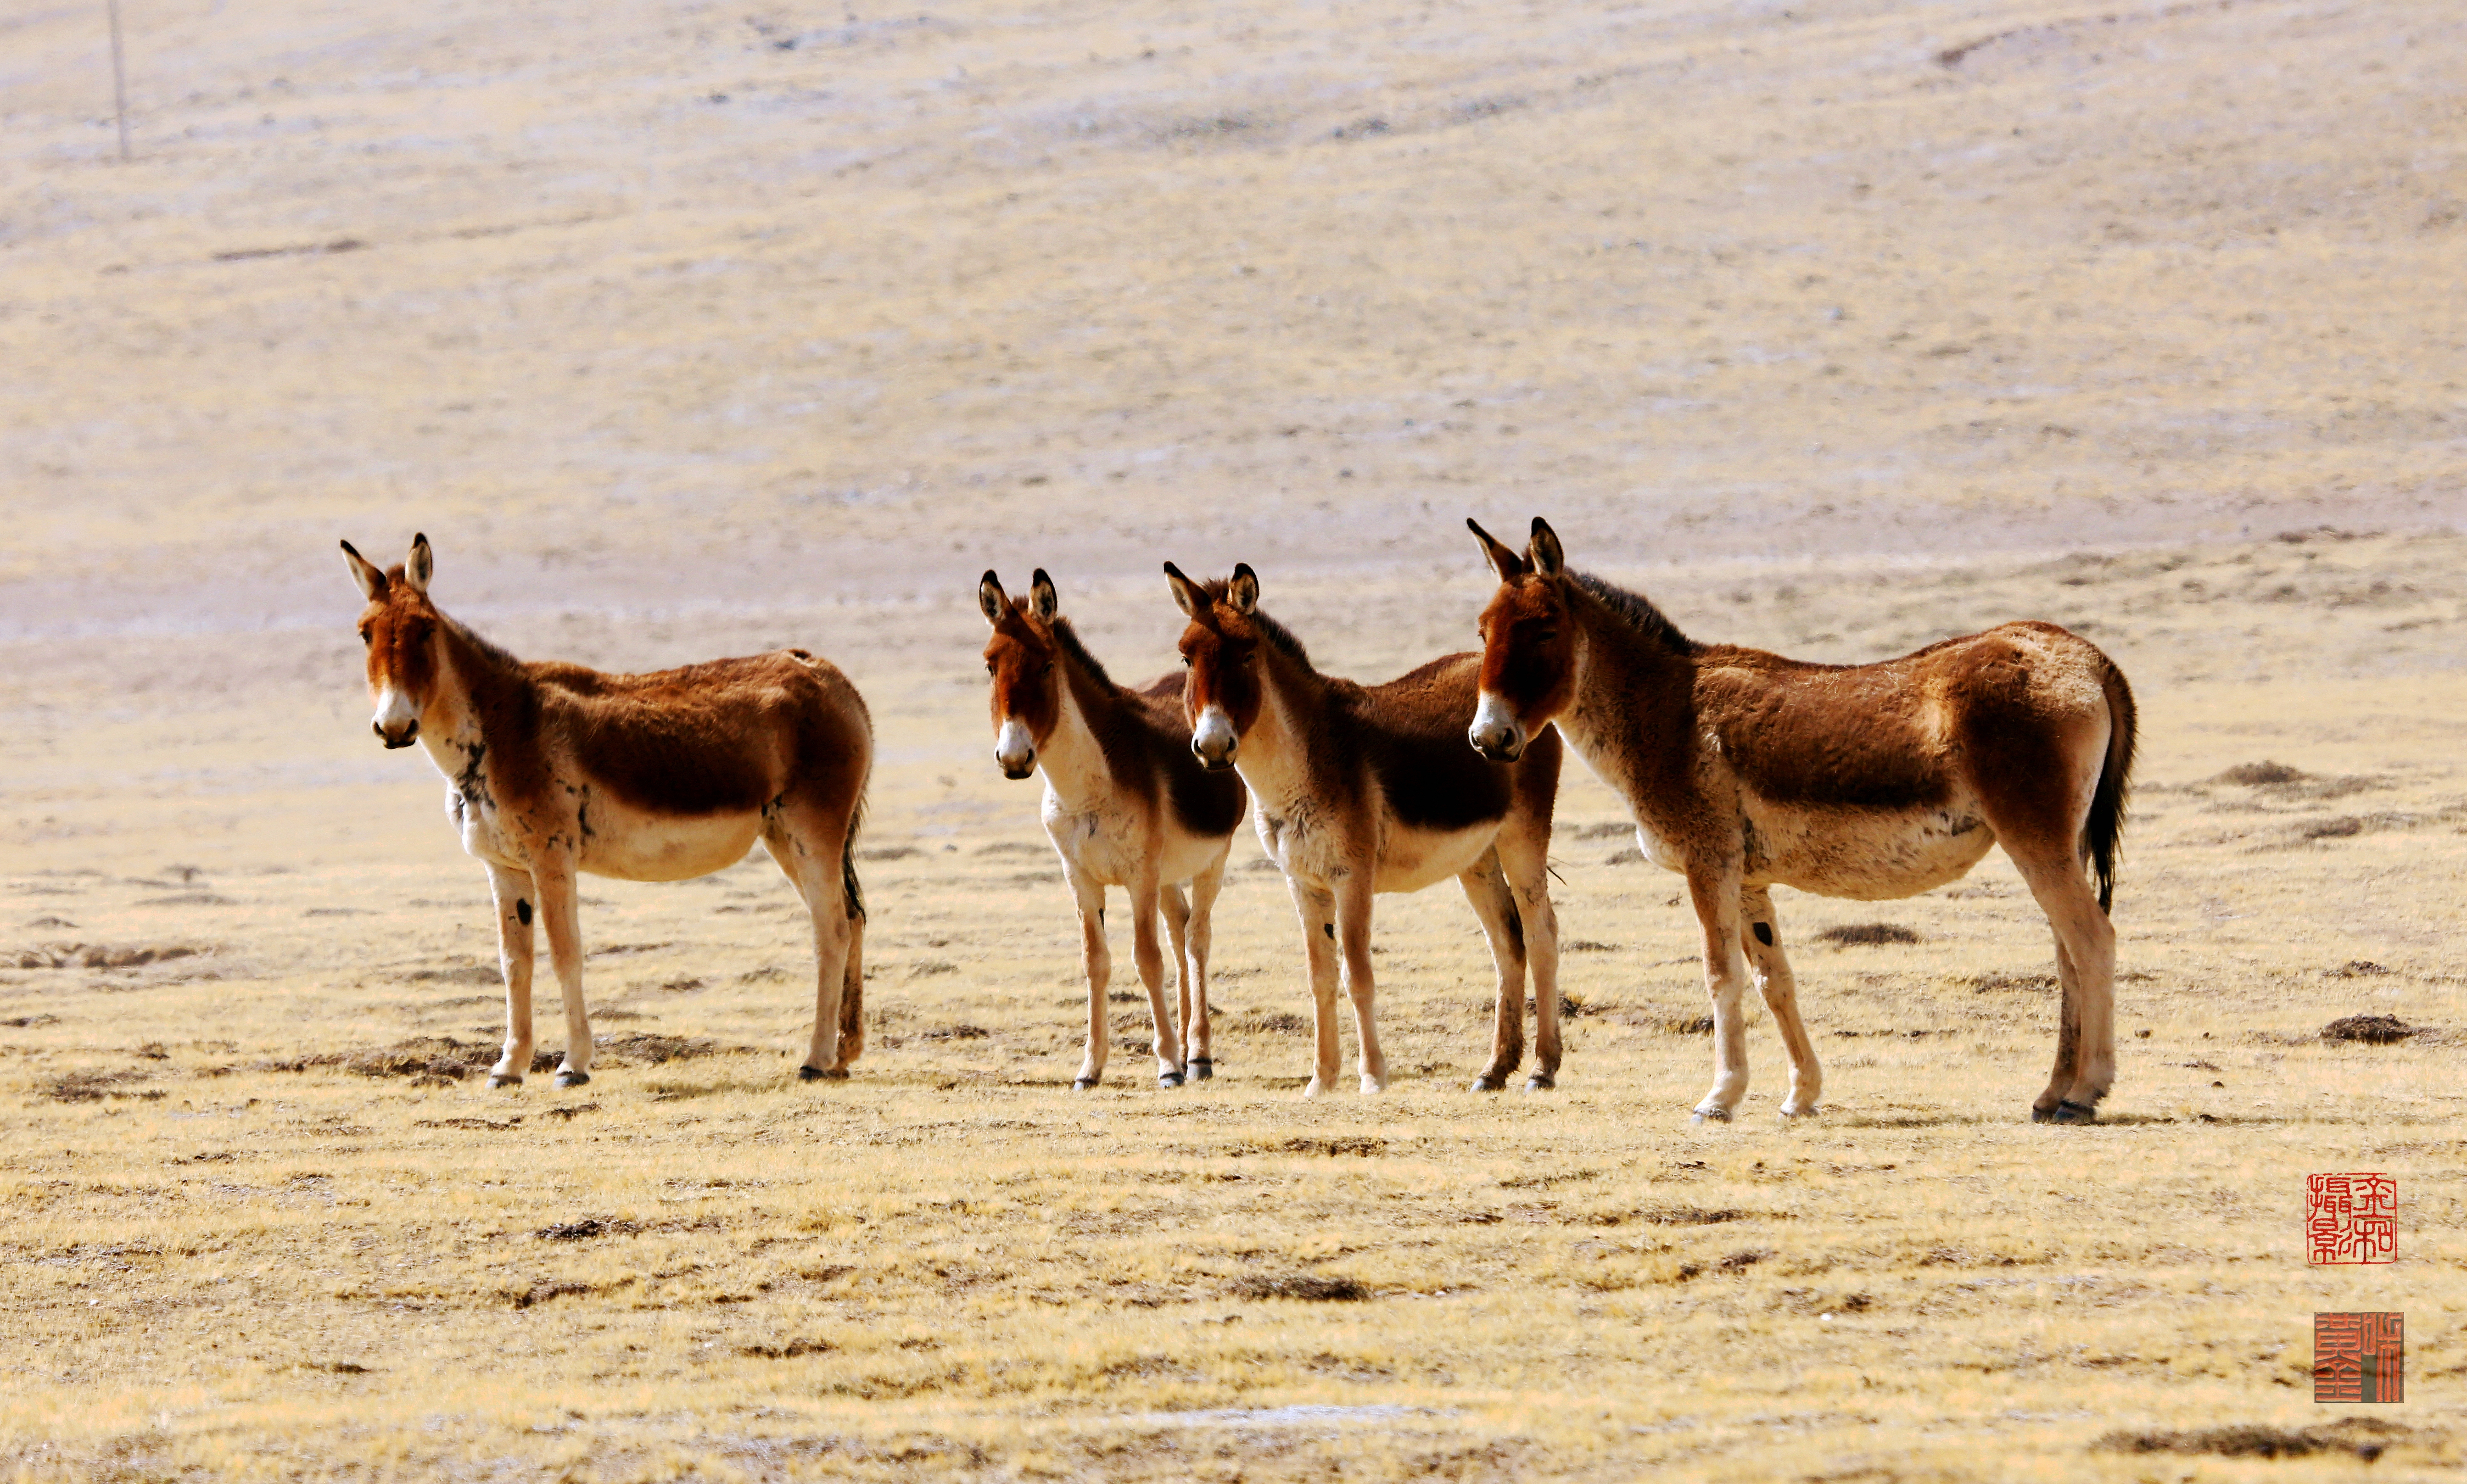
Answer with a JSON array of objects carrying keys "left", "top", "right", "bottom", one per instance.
[
  {"left": 358, "top": 626, "right": 373, "bottom": 645},
  {"left": 985, "top": 661, "right": 996, "bottom": 675}
]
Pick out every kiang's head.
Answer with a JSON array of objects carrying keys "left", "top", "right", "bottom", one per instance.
[
  {"left": 341, "top": 534, "right": 442, "bottom": 749},
  {"left": 1467, "top": 517, "right": 1577, "bottom": 763},
  {"left": 978, "top": 569, "right": 1062, "bottom": 779},
  {"left": 1163, "top": 561, "right": 1264, "bottom": 772}
]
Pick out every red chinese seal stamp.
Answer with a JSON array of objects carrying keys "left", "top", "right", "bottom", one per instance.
[
  {"left": 2306, "top": 1173, "right": 2395, "bottom": 1265},
  {"left": 2315, "top": 1313, "right": 2404, "bottom": 1402}
]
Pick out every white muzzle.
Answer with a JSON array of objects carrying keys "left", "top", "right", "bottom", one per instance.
[
  {"left": 994, "top": 717, "right": 1036, "bottom": 778},
  {"left": 1191, "top": 705, "right": 1240, "bottom": 770}
]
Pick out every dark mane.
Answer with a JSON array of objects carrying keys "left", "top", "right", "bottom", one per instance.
[
  {"left": 1572, "top": 571, "right": 1695, "bottom": 654},
  {"left": 1049, "top": 617, "right": 1115, "bottom": 690},
  {"left": 443, "top": 613, "right": 523, "bottom": 672},
  {"left": 1199, "top": 578, "right": 1312, "bottom": 667}
]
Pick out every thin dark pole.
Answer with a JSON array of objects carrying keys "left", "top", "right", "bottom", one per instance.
[{"left": 107, "top": 0, "right": 129, "bottom": 161}]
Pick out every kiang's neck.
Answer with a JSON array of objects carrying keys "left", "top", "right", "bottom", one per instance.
[
  {"left": 1034, "top": 663, "right": 1116, "bottom": 809},
  {"left": 417, "top": 619, "right": 517, "bottom": 773},
  {"left": 1561, "top": 585, "right": 1688, "bottom": 757},
  {"left": 1232, "top": 642, "right": 1321, "bottom": 801}
]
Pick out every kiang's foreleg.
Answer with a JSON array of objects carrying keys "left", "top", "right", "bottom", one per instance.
[
  {"left": 482, "top": 862, "right": 538, "bottom": 1088},
  {"left": 1181, "top": 856, "right": 1228, "bottom": 1079}
]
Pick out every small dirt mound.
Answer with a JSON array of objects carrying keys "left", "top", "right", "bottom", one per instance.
[
  {"left": 1639, "top": 1207, "right": 1745, "bottom": 1226},
  {"left": 12, "top": 944, "right": 203, "bottom": 970},
  {"left": 47, "top": 1069, "right": 160, "bottom": 1102},
  {"left": 2322, "top": 1015, "right": 2417, "bottom": 1044},
  {"left": 1969, "top": 971, "right": 2058, "bottom": 993},
  {"left": 1235, "top": 1010, "right": 1311, "bottom": 1036},
  {"left": 923, "top": 1024, "right": 990, "bottom": 1041},
  {"left": 534, "top": 1218, "right": 638, "bottom": 1242},
  {"left": 2324, "top": 960, "right": 2392, "bottom": 978},
  {"left": 2094, "top": 1422, "right": 2399, "bottom": 1461},
  {"left": 740, "top": 1339, "right": 835, "bottom": 1358},
  {"left": 1227, "top": 1274, "right": 1369, "bottom": 1301},
  {"left": 1279, "top": 1136, "right": 1386, "bottom": 1158},
  {"left": 2216, "top": 760, "right": 2307, "bottom": 786},
  {"left": 1817, "top": 923, "right": 1920, "bottom": 946}
]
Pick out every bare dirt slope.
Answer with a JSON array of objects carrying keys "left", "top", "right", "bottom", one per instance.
[{"left": 4, "top": 0, "right": 2466, "bottom": 1478}]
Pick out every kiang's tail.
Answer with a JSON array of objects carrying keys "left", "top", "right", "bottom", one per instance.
[{"left": 2084, "top": 654, "right": 2137, "bottom": 916}]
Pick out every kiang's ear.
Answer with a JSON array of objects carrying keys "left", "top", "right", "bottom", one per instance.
[
  {"left": 341, "top": 540, "right": 386, "bottom": 601},
  {"left": 1163, "top": 561, "right": 1206, "bottom": 620},
  {"left": 1466, "top": 518, "right": 1526, "bottom": 583},
  {"left": 1527, "top": 517, "right": 1565, "bottom": 579},
  {"left": 1028, "top": 568, "right": 1059, "bottom": 623},
  {"left": 404, "top": 533, "right": 434, "bottom": 593},
  {"left": 978, "top": 570, "right": 1008, "bottom": 627},
  {"left": 1227, "top": 563, "right": 1259, "bottom": 615}
]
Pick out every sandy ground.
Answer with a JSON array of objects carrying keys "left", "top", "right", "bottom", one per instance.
[{"left": 5, "top": 0, "right": 2467, "bottom": 1478}]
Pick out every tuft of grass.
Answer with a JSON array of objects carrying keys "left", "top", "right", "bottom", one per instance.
[{"left": 1817, "top": 923, "right": 1921, "bottom": 946}]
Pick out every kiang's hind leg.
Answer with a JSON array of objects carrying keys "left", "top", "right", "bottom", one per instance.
[
  {"left": 1739, "top": 887, "right": 1820, "bottom": 1118},
  {"left": 527, "top": 848, "right": 596, "bottom": 1088},
  {"left": 1457, "top": 851, "right": 1528, "bottom": 1092},
  {"left": 482, "top": 862, "right": 538, "bottom": 1088},
  {"left": 762, "top": 805, "right": 855, "bottom": 1080},
  {"left": 2013, "top": 846, "right": 2113, "bottom": 1122}
]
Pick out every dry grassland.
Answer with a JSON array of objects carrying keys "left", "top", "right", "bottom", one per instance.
[{"left": 6, "top": 0, "right": 2467, "bottom": 1478}]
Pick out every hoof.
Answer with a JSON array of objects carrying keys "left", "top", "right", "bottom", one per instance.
[
  {"left": 2040, "top": 1099, "right": 2098, "bottom": 1125},
  {"left": 1779, "top": 1105, "right": 1819, "bottom": 1121},
  {"left": 1158, "top": 1070, "right": 1186, "bottom": 1088},
  {"left": 1469, "top": 1073, "right": 1508, "bottom": 1093},
  {"left": 487, "top": 1073, "right": 523, "bottom": 1089},
  {"left": 1690, "top": 1105, "right": 1733, "bottom": 1125},
  {"left": 553, "top": 1069, "right": 590, "bottom": 1088},
  {"left": 1301, "top": 1077, "right": 1329, "bottom": 1099},
  {"left": 1359, "top": 1076, "right": 1386, "bottom": 1096},
  {"left": 1522, "top": 1074, "right": 1555, "bottom": 1093},
  {"left": 1072, "top": 1076, "right": 1099, "bottom": 1091},
  {"left": 1189, "top": 1057, "right": 1214, "bottom": 1082},
  {"left": 799, "top": 1064, "right": 849, "bottom": 1082}
]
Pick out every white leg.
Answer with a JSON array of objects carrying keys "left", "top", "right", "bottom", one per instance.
[
  {"left": 1129, "top": 875, "right": 1184, "bottom": 1085},
  {"left": 1068, "top": 868, "right": 1111, "bottom": 1089},
  {"left": 529, "top": 857, "right": 594, "bottom": 1088},
  {"left": 1740, "top": 887, "right": 1820, "bottom": 1118},
  {"left": 1687, "top": 866, "right": 1750, "bottom": 1120},
  {"left": 483, "top": 863, "right": 537, "bottom": 1088},
  {"left": 1287, "top": 878, "right": 1342, "bottom": 1096},
  {"left": 1183, "top": 859, "right": 1227, "bottom": 1077},
  {"left": 1335, "top": 879, "right": 1385, "bottom": 1094}
]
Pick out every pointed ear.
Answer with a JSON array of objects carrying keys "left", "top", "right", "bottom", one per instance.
[
  {"left": 978, "top": 570, "right": 1008, "bottom": 627},
  {"left": 1227, "top": 563, "right": 1259, "bottom": 615},
  {"left": 341, "top": 540, "right": 386, "bottom": 601},
  {"left": 1163, "top": 561, "right": 1206, "bottom": 620},
  {"left": 404, "top": 533, "right": 434, "bottom": 593},
  {"left": 1028, "top": 568, "right": 1059, "bottom": 623},
  {"left": 1467, "top": 519, "right": 1526, "bottom": 583},
  {"left": 1528, "top": 518, "right": 1565, "bottom": 579}
]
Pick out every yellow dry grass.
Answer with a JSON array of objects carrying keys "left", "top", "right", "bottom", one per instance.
[{"left": 6, "top": 0, "right": 2467, "bottom": 1477}]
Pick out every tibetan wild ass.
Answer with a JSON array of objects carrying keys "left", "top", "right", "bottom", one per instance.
[
  {"left": 1465, "top": 518, "right": 2136, "bottom": 1124},
  {"left": 980, "top": 569, "right": 1248, "bottom": 1088},
  {"left": 1164, "top": 562, "right": 1565, "bottom": 1095},
  {"left": 342, "top": 534, "right": 872, "bottom": 1088}
]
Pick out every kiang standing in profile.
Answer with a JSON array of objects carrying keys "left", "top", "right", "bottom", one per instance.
[
  {"left": 1464, "top": 517, "right": 2134, "bottom": 1126},
  {"left": 341, "top": 534, "right": 873, "bottom": 1091}
]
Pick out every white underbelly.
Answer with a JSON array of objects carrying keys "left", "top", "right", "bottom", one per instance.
[
  {"left": 1373, "top": 820, "right": 1499, "bottom": 895},
  {"left": 1044, "top": 792, "right": 1145, "bottom": 886},
  {"left": 581, "top": 797, "right": 763, "bottom": 882},
  {"left": 1746, "top": 796, "right": 1997, "bottom": 901}
]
